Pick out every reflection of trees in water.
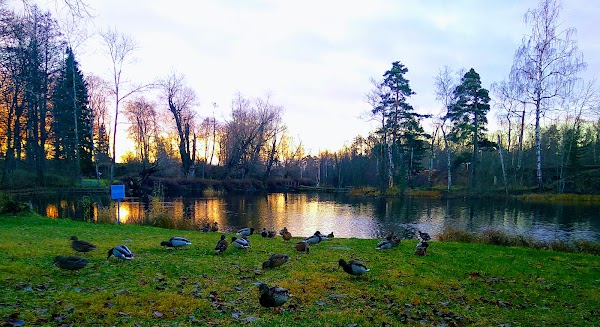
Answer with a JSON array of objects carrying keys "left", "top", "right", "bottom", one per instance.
[{"left": 22, "top": 192, "right": 600, "bottom": 241}]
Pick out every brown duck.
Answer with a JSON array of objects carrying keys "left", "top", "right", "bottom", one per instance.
[
  {"left": 54, "top": 255, "right": 89, "bottom": 271},
  {"left": 70, "top": 236, "right": 97, "bottom": 253},
  {"left": 215, "top": 234, "right": 229, "bottom": 254},
  {"left": 262, "top": 254, "right": 289, "bottom": 269},
  {"left": 294, "top": 240, "right": 309, "bottom": 253}
]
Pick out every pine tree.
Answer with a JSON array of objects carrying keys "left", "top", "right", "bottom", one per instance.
[
  {"left": 447, "top": 68, "right": 491, "bottom": 191},
  {"left": 379, "top": 61, "right": 430, "bottom": 188},
  {"left": 50, "top": 47, "right": 93, "bottom": 178}
]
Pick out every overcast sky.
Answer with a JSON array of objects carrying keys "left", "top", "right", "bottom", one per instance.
[{"left": 42, "top": 0, "right": 600, "bottom": 157}]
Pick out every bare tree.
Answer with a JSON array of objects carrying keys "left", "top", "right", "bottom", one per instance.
[
  {"left": 124, "top": 96, "right": 158, "bottom": 167},
  {"left": 434, "top": 66, "right": 458, "bottom": 191},
  {"left": 158, "top": 71, "right": 198, "bottom": 177},
  {"left": 100, "top": 27, "right": 141, "bottom": 184},
  {"left": 557, "top": 80, "right": 598, "bottom": 192},
  {"left": 221, "top": 93, "right": 284, "bottom": 179},
  {"left": 511, "top": 0, "right": 586, "bottom": 190},
  {"left": 85, "top": 73, "right": 110, "bottom": 184},
  {"left": 365, "top": 78, "right": 391, "bottom": 189}
]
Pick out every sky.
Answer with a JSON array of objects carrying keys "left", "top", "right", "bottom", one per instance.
[{"left": 25, "top": 0, "right": 600, "bottom": 158}]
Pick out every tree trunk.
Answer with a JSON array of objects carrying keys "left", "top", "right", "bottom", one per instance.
[
  {"left": 497, "top": 134, "right": 508, "bottom": 195},
  {"left": 442, "top": 127, "right": 452, "bottom": 192},
  {"left": 517, "top": 103, "right": 526, "bottom": 185},
  {"left": 471, "top": 110, "right": 479, "bottom": 192},
  {"left": 387, "top": 136, "right": 394, "bottom": 189},
  {"left": 535, "top": 99, "right": 543, "bottom": 191}
]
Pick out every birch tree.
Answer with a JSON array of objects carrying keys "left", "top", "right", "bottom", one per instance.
[
  {"left": 434, "top": 66, "right": 458, "bottom": 191},
  {"left": 511, "top": 0, "right": 586, "bottom": 190},
  {"left": 100, "top": 27, "right": 139, "bottom": 185}
]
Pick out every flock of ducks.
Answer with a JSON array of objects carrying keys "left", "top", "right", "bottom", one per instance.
[{"left": 54, "top": 225, "right": 432, "bottom": 312}]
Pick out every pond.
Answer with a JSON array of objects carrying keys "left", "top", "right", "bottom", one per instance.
[{"left": 16, "top": 191, "right": 600, "bottom": 243}]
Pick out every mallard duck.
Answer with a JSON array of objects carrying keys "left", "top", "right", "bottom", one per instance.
[
  {"left": 211, "top": 221, "right": 219, "bottom": 232},
  {"left": 237, "top": 227, "right": 255, "bottom": 236},
  {"left": 160, "top": 236, "right": 192, "bottom": 249},
  {"left": 257, "top": 283, "right": 290, "bottom": 312},
  {"left": 261, "top": 228, "right": 269, "bottom": 238},
  {"left": 215, "top": 234, "right": 228, "bottom": 254},
  {"left": 418, "top": 230, "right": 431, "bottom": 242},
  {"left": 54, "top": 255, "right": 89, "bottom": 271},
  {"left": 375, "top": 237, "right": 400, "bottom": 250},
  {"left": 200, "top": 223, "right": 210, "bottom": 232},
  {"left": 262, "top": 254, "right": 289, "bottom": 269},
  {"left": 338, "top": 259, "right": 370, "bottom": 276},
  {"left": 231, "top": 236, "right": 250, "bottom": 249},
  {"left": 278, "top": 227, "right": 288, "bottom": 236},
  {"left": 314, "top": 231, "right": 329, "bottom": 242},
  {"left": 294, "top": 240, "right": 309, "bottom": 253},
  {"left": 107, "top": 245, "right": 133, "bottom": 260},
  {"left": 282, "top": 230, "right": 292, "bottom": 241},
  {"left": 304, "top": 234, "right": 321, "bottom": 244},
  {"left": 70, "top": 236, "right": 97, "bottom": 253},
  {"left": 415, "top": 240, "right": 429, "bottom": 256}
]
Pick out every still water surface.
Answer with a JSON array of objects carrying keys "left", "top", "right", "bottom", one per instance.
[{"left": 22, "top": 192, "right": 599, "bottom": 242}]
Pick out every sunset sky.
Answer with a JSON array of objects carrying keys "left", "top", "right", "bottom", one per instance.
[{"left": 29, "top": 0, "right": 600, "bottom": 158}]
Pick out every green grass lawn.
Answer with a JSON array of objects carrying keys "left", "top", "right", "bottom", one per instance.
[{"left": 1, "top": 214, "right": 599, "bottom": 326}]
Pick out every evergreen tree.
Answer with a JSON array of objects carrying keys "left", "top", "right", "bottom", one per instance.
[
  {"left": 380, "top": 61, "right": 430, "bottom": 188},
  {"left": 51, "top": 47, "right": 93, "bottom": 177},
  {"left": 447, "top": 68, "right": 491, "bottom": 191}
]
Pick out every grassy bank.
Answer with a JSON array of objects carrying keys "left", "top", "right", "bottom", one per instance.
[
  {"left": 1, "top": 214, "right": 599, "bottom": 326},
  {"left": 516, "top": 193, "right": 600, "bottom": 205}
]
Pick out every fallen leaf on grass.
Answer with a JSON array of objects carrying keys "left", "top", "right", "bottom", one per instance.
[{"left": 468, "top": 272, "right": 481, "bottom": 279}]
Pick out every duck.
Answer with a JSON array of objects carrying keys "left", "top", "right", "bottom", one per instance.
[
  {"left": 257, "top": 283, "right": 290, "bottom": 312},
  {"left": 70, "top": 236, "right": 97, "bottom": 253},
  {"left": 327, "top": 232, "right": 334, "bottom": 238},
  {"left": 200, "top": 223, "right": 210, "bottom": 233},
  {"left": 278, "top": 227, "right": 288, "bottom": 236},
  {"left": 314, "top": 231, "right": 329, "bottom": 242},
  {"left": 261, "top": 228, "right": 269, "bottom": 238},
  {"left": 211, "top": 221, "right": 219, "bottom": 232},
  {"left": 231, "top": 236, "right": 251, "bottom": 249},
  {"left": 418, "top": 230, "right": 431, "bottom": 242},
  {"left": 54, "top": 255, "right": 89, "bottom": 271},
  {"left": 282, "top": 230, "right": 292, "bottom": 241},
  {"left": 294, "top": 240, "right": 310, "bottom": 253},
  {"left": 215, "top": 234, "right": 229, "bottom": 255},
  {"left": 262, "top": 254, "right": 289, "bottom": 269},
  {"left": 375, "top": 236, "right": 401, "bottom": 250},
  {"left": 304, "top": 234, "right": 321, "bottom": 244},
  {"left": 338, "top": 259, "right": 370, "bottom": 276},
  {"left": 160, "top": 236, "right": 192, "bottom": 249},
  {"left": 107, "top": 245, "right": 134, "bottom": 260},
  {"left": 267, "top": 230, "right": 276, "bottom": 238},
  {"left": 237, "top": 227, "right": 255, "bottom": 236},
  {"left": 415, "top": 240, "right": 429, "bottom": 256}
]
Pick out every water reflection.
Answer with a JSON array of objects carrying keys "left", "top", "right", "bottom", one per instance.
[{"left": 18, "top": 192, "right": 600, "bottom": 242}]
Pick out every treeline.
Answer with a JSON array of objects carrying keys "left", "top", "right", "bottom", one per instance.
[{"left": 1, "top": 0, "right": 599, "bottom": 194}]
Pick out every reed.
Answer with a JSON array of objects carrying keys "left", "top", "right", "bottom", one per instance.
[{"left": 438, "top": 226, "right": 600, "bottom": 256}]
